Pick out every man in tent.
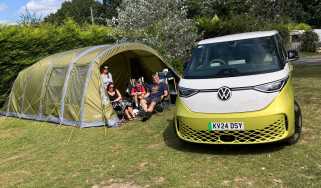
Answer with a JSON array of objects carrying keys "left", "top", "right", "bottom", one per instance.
[{"left": 140, "top": 74, "right": 168, "bottom": 121}]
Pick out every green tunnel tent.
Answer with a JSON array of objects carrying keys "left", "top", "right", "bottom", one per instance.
[{"left": 0, "top": 43, "right": 179, "bottom": 127}]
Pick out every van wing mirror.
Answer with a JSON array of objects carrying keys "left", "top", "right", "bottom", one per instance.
[{"left": 287, "top": 50, "right": 299, "bottom": 61}]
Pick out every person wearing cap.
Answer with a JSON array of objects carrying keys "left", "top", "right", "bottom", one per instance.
[
  {"left": 101, "top": 66, "right": 113, "bottom": 89},
  {"left": 130, "top": 79, "right": 146, "bottom": 108}
]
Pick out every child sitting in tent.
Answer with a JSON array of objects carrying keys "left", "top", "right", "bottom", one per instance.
[
  {"left": 130, "top": 78, "right": 146, "bottom": 108},
  {"left": 106, "top": 83, "right": 136, "bottom": 121}
]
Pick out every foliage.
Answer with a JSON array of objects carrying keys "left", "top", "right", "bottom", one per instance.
[
  {"left": 102, "top": 0, "right": 122, "bottom": 19},
  {"left": 196, "top": 15, "right": 261, "bottom": 38},
  {"left": 287, "top": 23, "right": 312, "bottom": 32},
  {"left": 299, "top": 0, "right": 321, "bottom": 27},
  {"left": 196, "top": 15, "right": 290, "bottom": 46},
  {"left": 40, "top": 0, "right": 321, "bottom": 28},
  {"left": 266, "top": 24, "right": 290, "bottom": 47},
  {"left": 117, "top": 0, "right": 198, "bottom": 64},
  {"left": 44, "top": 0, "right": 107, "bottom": 25},
  {"left": 199, "top": 0, "right": 252, "bottom": 19},
  {"left": 249, "top": 0, "right": 305, "bottom": 23},
  {"left": 0, "top": 20, "right": 118, "bottom": 106},
  {"left": 301, "top": 31, "right": 319, "bottom": 52},
  {"left": 19, "top": 8, "right": 42, "bottom": 26},
  {"left": 185, "top": 0, "right": 320, "bottom": 27}
]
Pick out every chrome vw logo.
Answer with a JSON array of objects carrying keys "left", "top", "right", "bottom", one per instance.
[{"left": 217, "top": 86, "right": 232, "bottom": 101}]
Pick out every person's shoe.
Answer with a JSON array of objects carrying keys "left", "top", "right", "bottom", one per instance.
[
  {"left": 141, "top": 111, "right": 148, "bottom": 121},
  {"left": 142, "top": 112, "right": 152, "bottom": 122}
]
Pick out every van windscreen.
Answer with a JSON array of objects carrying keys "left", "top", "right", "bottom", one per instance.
[{"left": 184, "top": 36, "right": 284, "bottom": 79}]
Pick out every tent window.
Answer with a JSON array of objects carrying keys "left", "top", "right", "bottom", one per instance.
[
  {"left": 65, "top": 65, "right": 89, "bottom": 106},
  {"left": 44, "top": 67, "right": 67, "bottom": 116}
]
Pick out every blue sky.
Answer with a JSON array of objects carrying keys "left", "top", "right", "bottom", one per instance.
[{"left": 0, "top": 0, "right": 102, "bottom": 24}]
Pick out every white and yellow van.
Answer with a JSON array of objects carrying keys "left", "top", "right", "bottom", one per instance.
[{"left": 175, "top": 31, "right": 302, "bottom": 145}]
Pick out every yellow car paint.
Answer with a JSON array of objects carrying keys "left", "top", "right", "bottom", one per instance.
[{"left": 175, "top": 77, "right": 295, "bottom": 144}]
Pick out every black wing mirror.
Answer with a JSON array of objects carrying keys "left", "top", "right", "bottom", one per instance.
[{"left": 287, "top": 50, "right": 299, "bottom": 61}]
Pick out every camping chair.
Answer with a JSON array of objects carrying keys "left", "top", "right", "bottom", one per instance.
[{"left": 154, "top": 91, "right": 170, "bottom": 113}]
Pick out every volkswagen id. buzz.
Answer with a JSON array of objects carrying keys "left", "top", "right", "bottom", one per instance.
[{"left": 175, "top": 31, "right": 302, "bottom": 145}]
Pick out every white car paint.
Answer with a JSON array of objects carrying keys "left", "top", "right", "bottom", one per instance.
[
  {"left": 179, "top": 64, "right": 290, "bottom": 114},
  {"left": 199, "top": 31, "right": 278, "bottom": 45}
]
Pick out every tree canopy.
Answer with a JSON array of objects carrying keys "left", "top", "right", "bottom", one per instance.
[
  {"left": 44, "top": 0, "right": 106, "bottom": 25},
  {"left": 43, "top": 0, "right": 321, "bottom": 28},
  {"left": 184, "top": 0, "right": 321, "bottom": 27}
]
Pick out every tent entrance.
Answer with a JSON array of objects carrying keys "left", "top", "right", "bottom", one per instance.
[{"left": 100, "top": 50, "right": 167, "bottom": 95}]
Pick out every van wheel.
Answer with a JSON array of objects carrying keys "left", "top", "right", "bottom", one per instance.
[{"left": 285, "top": 101, "right": 302, "bottom": 145}]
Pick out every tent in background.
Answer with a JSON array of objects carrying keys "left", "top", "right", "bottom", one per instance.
[{"left": 0, "top": 43, "right": 179, "bottom": 127}]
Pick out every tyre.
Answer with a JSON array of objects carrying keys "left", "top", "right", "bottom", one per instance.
[{"left": 285, "top": 101, "right": 302, "bottom": 145}]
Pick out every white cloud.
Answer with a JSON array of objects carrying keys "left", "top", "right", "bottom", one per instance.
[
  {"left": 20, "top": 0, "right": 70, "bottom": 17},
  {"left": 0, "top": 3, "right": 8, "bottom": 12}
]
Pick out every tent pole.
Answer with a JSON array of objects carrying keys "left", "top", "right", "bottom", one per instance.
[{"left": 79, "top": 62, "right": 95, "bottom": 128}]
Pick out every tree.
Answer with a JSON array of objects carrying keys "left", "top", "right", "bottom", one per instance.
[
  {"left": 301, "top": 31, "right": 319, "bottom": 52},
  {"left": 299, "top": 0, "right": 321, "bottom": 27},
  {"left": 117, "top": 0, "right": 198, "bottom": 63},
  {"left": 249, "top": 0, "right": 305, "bottom": 23},
  {"left": 19, "top": 8, "right": 42, "bottom": 26},
  {"left": 44, "top": 0, "right": 106, "bottom": 25},
  {"left": 103, "top": 0, "right": 122, "bottom": 19},
  {"left": 199, "top": 0, "right": 252, "bottom": 19},
  {"left": 185, "top": 0, "right": 307, "bottom": 24}
]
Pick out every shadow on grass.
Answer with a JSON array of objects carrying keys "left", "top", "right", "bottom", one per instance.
[{"left": 163, "top": 119, "right": 285, "bottom": 155}]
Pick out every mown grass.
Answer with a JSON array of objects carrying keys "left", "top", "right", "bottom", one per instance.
[
  {"left": 1, "top": 64, "right": 321, "bottom": 188},
  {"left": 299, "top": 51, "right": 321, "bottom": 58}
]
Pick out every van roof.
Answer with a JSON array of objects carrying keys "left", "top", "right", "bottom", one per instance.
[{"left": 198, "top": 30, "right": 278, "bottom": 45}]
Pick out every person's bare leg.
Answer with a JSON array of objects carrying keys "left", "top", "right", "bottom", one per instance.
[
  {"left": 137, "top": 95, "right": 143, "bottom": 107},
  {"left": 124, "top": 109, "right": 131, "bottom": 120},
  {"left": 147, "top": 101, "right": 156, "bottom": 112},
  {"left": 140, "top": 99, "right": 148, "bottom": 112},
  {"left": 128, "top": 107, "right": 135, "bottom": 118},
  {"left": 133, "top": 95, "right": 138, "bottom": 107}
]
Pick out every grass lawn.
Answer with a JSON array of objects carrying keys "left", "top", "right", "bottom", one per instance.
[
  {"left": 299, "top": 51, "right": 321, "bottom": 58},
  {"left": 1, "top": 64, "right": 321, "bottom": 188}
]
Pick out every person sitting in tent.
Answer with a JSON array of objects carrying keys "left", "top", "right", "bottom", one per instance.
[
  {"left": 131, "top": 78, "right": 146, "bottom": 108},
  {"left": 106, "top": 83, "right": 136, "bottom": 121},
  {"left": 101, "top": 66, "right": 113, "bottom": 89},
  {"left": 140, "top": 74, "right": 168, "bottom": 121}
]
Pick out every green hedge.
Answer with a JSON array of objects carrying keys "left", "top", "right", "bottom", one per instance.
[
  {"left": 0, "top": 20, "right": 118, "bottom": 107},
  {"left": 196, "top": 15, "right": 290, "bottom": 46},
  {"left": 301, "top": 31, "right": 319, "bottom": 52}
]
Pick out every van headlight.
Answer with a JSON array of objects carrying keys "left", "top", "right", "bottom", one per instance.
[
  {"left": 178, "top": 87, "right": 199, "bottom": 98},
  {"left": 254, "top": 77, "right": 288, "bottom": 93}
]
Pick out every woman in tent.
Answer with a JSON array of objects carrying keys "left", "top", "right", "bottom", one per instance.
[
  {"left": 107, "top": 83, "right": 136, "bottom": 121},
  {"left": 101, "top": 66, "right": 113, "bottom": 89}
]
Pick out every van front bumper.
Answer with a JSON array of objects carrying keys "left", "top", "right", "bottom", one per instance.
[{"left": 175, "top": 81, "right": 295, "bottom": 144}]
